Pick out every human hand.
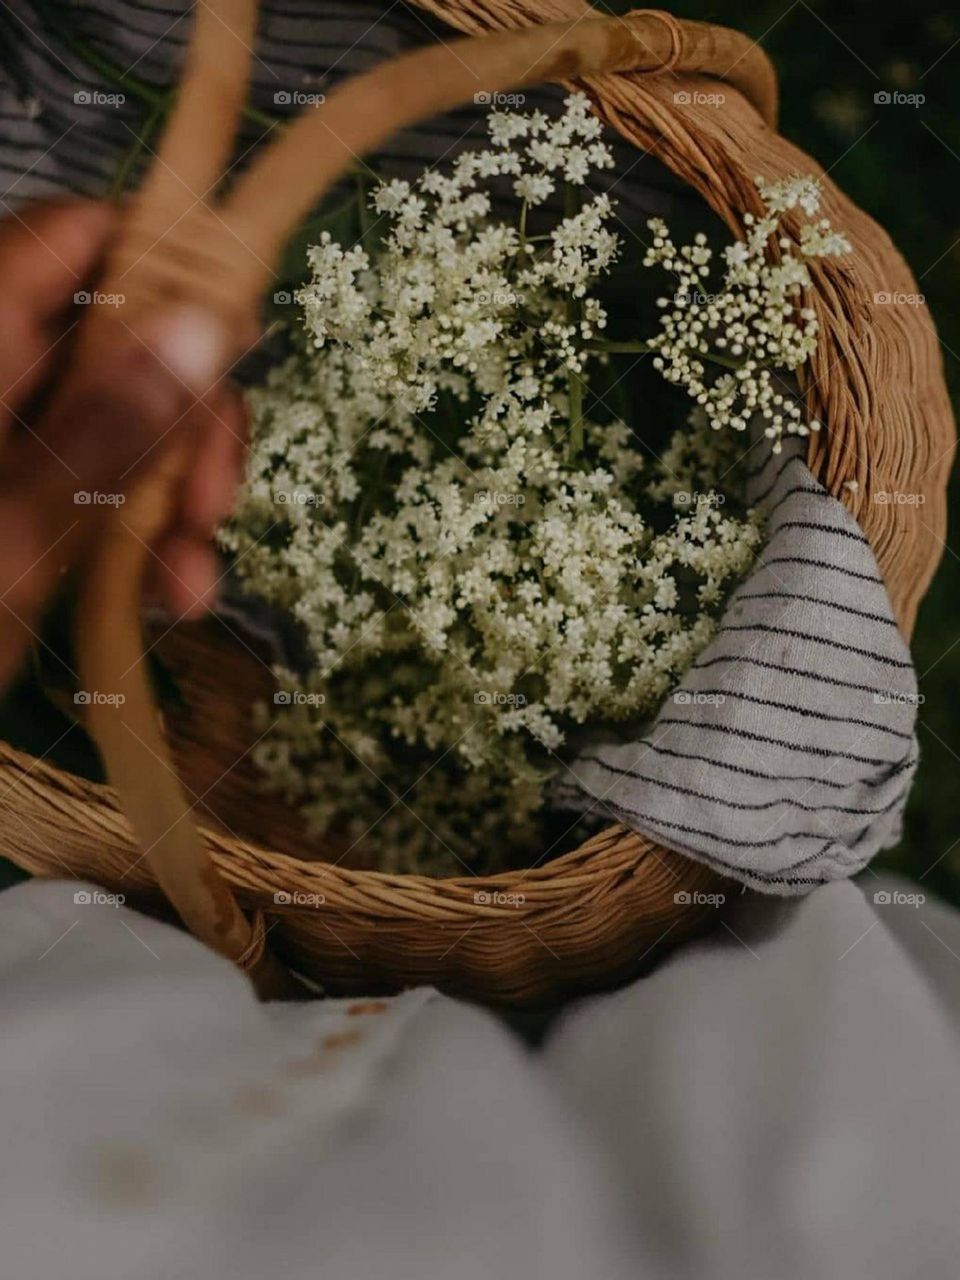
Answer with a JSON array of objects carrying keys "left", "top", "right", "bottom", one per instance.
[{"left": 0, "top": 199, "right": 248, "bottom": 688}]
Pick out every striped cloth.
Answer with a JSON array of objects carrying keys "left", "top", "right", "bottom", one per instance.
[
  {"left": 556, "top": 436, "right": 918, "bottom": 894},
  {"left": 0, "top": 0, "right": 699, "bottom": 226},
  {"left": 0, "top": 2, "right": 918, "bottom": 894}
]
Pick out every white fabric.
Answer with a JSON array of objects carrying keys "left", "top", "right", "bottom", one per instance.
[{"left": 1, "top": 876, "right": 958, "bottom": 1279}]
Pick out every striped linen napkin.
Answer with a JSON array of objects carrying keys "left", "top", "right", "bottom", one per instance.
[{"left": 555, "top": 436, "right": 919, "bottom": 894}]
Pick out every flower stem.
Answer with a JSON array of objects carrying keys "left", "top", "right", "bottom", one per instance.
[
  {"left": 34, "top": 0, "right": 278, "bottom": 129},
  {"left": 564, "top": 183, "right": 586, "bottom": 462},
  {"left": 356, "top": 168, "right": 375, "bottom": 244},
  {"left": 109, "top": 98, "right": 168, "bottom": 197},
  {"left": 586, "top": 338, "right": 743, "bottom": 372},
  {"left": 568, "top": 370, "right": 584, "bottom": 460}
]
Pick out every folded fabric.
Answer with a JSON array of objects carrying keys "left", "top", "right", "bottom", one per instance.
[{"left": 555, "top": 436, "right": 919, "bottom": 893}]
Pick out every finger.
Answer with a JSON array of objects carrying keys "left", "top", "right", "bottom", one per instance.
[
  {"left": 146, "top": 385, "right": 245, "bottom": 614},
  {"left": 179, "top": 385, "right": 247, "bottom": 536},
  {"left": 149, "top": 536, "right": 220, "bottom": 620},
  {"left": 0, "top": 199, "right": 117, "bottom": 322},
  {"left": 0, "top": 307, "right": 82, "bottom": 434},
  {"left": 0, "top": 200, "right": 118, "bottom": 428},
  {"left": 0, "top": 308, "right": 232, "bottom": 683},
  {"left": 6, "top": 307, "right": 232, "bottom": 511}
]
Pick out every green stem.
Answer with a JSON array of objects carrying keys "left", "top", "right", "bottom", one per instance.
[
  {"left": 109, "top": 97, "right": 168, "bottom": 197},
  {"left": 568, "top": 367, "right": 584, "bottom": 460},
  {"left": 564, "top": 183, "right": 585, "bottom": 462},
  {"left": 586, "top": 338, "right": 743, "bottom": 373},
  {"left": 34, "top": 0, "right": 278, "bottom": 129},
  {"left": 356, "top": 167, "right": 380, "bottom": 247},
  {"left": 587, "top": 340, "right": 657, "bottom": 354}
]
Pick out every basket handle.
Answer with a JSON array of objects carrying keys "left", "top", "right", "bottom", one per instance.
[
  {"left": 70, "top": 1, "right": 776, "bottom": 997},
  {"left": 219, "top": 8, "right": 776, "bottom": 280}
]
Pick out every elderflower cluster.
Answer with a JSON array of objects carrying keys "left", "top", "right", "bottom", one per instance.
[
  {"left": 644, "top": 174, "right": 850, "bottom": 453},
  {"left": 220, "top": 96, "right": 790, "bottom": 876},
  {"left": 298, "top": 94, "right": 616, "bottom": 423}
]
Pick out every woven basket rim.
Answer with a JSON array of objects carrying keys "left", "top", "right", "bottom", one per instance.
[{"left": 0, "top": 738, "right": 666, "bottom": 909}]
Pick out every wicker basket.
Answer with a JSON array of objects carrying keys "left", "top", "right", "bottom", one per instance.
[{"left": 0, "top": 2, "right": 952, "bottom": 1005}]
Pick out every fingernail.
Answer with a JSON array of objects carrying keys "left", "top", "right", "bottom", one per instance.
[{"left": 141, "top": 306, "right": 231, "bottom": 392}]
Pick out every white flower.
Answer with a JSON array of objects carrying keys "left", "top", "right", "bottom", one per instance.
[
  {"left": 514, "top": 172, "right": 555, "bottom": 205},
  {"left": 220, "top": 96, "right": 788, "bottom": 874},
  {"left": 643, "top": 173, "right": 849, "bottom": 451}
]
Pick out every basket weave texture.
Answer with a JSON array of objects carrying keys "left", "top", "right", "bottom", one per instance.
[{"left": 0, "top": 1, "right": 953, "bottom": 1004}]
